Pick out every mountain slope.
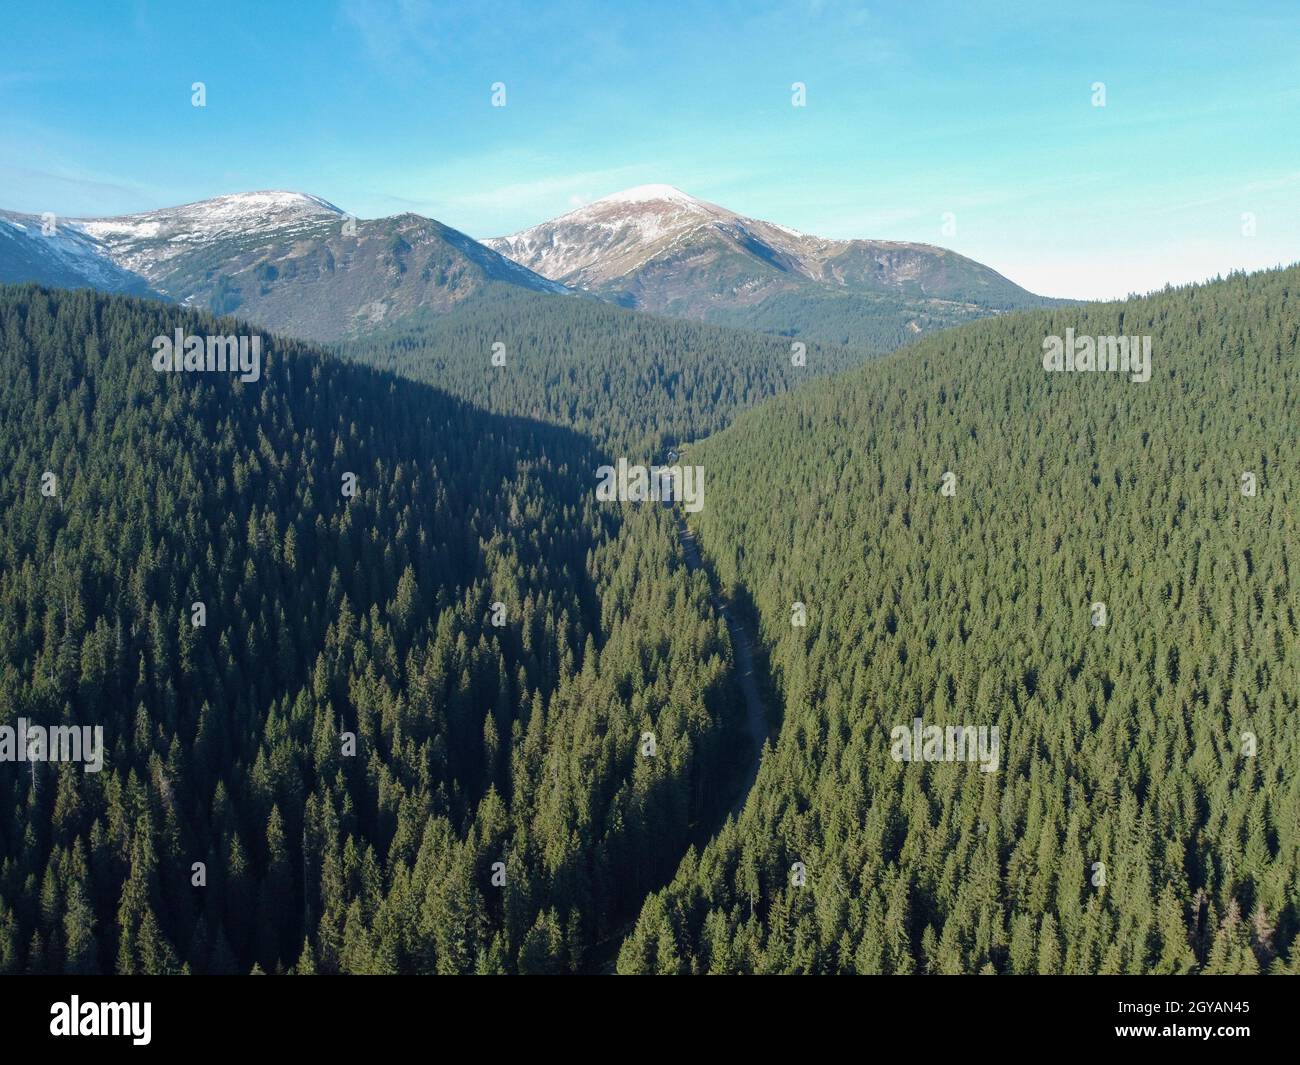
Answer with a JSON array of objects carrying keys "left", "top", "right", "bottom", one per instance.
[
  {"left": 0, "top": 283, "right": 743, "bottom": 974},
  {"left": 338, "top": 286, "right": 869, "bottom": 455},
  {"left": 77, "top": 190, "right": 347, "bottom": 274},
  {"left": 0, "top": 211, "right": 156, "bottom": 296},
  {"left": 486, "top": 185, "right": 1063, "bottom": 347},
  {"left": 0, "top": 192, "right": 573, "bottom": 341},
  {"left": 618, "top": 265, "right": 1300, "bottom": 975}
]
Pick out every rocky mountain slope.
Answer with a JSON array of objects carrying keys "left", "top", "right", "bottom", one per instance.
[
  {"left": 486, "top": 184, "right": 1062, "bottom": 346},
  {"left": 0, "top": 191, "right": 572, "bottom": 341}
]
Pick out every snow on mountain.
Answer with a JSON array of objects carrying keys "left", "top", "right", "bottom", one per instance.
[
  {"left": 3, "top": 191, "right": 344, "bottom": 293},
  {"left": 1, "top": 185, "right": 1049, "bottom": 347},
  {"left": 484, "top": 184, "right": 1045, "bottom": 314},
  {"left": 484, "top": 184, "right": 741, "bottom": 285},
  {"left": 0, "top": 190, "right": 577, "bottom": 339},
  {"left": 0, "top": 210, "right": 155, "bottom": 294},
  {"left": 77, "top": 191, "right": 344, "bottom": 277},
  {"left": 596, "top": 183, "right": 705, "bottom": 206},
  {"left": 483, "top": 183, "right": 933, "bottom": 291}
]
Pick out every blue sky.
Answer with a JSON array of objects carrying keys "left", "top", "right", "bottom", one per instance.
[{"left": 3, "top": 0, "right": 1298, "bottom": 298}]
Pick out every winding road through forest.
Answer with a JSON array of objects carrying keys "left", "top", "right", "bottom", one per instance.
[
  {"left": 673, "top": 512, "right": 769, "bottom": 818},
  {"left": 585, "top": 509, "right": 773, "bottom": 970}
]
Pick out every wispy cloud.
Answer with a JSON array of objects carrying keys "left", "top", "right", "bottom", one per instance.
[
  {"left": 339, "top": 0, "right": 444, "bottom": 72},
  {"left": 0, "top": 158, "right": 167, "bottom": 216}
]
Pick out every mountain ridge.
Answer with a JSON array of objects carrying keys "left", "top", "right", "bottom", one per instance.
[
  {"left": 487, "top": 183, "right": 1003, "bottom": 292},
  {"left": 0, "top": 191, "right": 572, "bottom": 340},
  {"left": 0, "top": 184, "right": 1068, "bottom": 348},
  {"left": 484, "top": 183, "right": 1064, "bottom": 345}
]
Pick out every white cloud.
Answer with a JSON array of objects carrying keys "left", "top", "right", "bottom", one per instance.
[{"left": 339, "top": 0, "right": 442, "bottom": 70}]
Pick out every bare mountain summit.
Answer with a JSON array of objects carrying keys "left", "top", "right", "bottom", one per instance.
[{"left": 486, "top": 184, "right": 1061, "bottom": 346}]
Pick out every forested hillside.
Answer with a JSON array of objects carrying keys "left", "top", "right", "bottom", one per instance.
[
  {"left": 337, "top": 287, "right": 866, "bottom": 454},
  {"left": 619, "top": 267, "right": 1300, "bottom": 974},
  {"left": 0, "top": 284, "right": 746, "bottom": 974},
  {"left": 700, "top": 287, "right": 1016, "bottom": 351}
]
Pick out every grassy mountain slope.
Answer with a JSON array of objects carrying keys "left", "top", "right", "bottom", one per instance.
[{"left": 142, "top": 213, "right": 573, "bottom": 342}]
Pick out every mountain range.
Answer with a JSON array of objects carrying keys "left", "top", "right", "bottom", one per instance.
[
  {"left": 0, "top": 191, "right": 570, "bottom": 341},
  {"left": 0, "top": 186, "right": 1060, "bottom": 345}
]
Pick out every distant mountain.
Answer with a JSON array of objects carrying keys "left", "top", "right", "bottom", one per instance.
[
  {"left": 0, "top": 210, "right": 156, "bottom": 296},
  {"left": 486, "top": 184, "right": 1065, "bottom": 347},
  {"left": 2, "top": 185, "right": 1067, "bottom": 349},
  {"left": 0, "top": 191, "right": 572, "bottom": 341}
]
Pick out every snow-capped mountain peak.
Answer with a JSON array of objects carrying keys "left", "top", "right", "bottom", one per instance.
[
  {"left": 588, "top": 184, "right": 709, "bottom": 208},
  {"left": 555, "top": 184, "right": 734, "bottom": 229},
  {"left": 484, "top": 184, "right": 742, "bottom": 284},
  {"left": 82, "top": 190, "right": 342, "bottom": 235},
  {"left": 0, "top": 189, "right": 575, "bottom": 340},
  {"left": 482, "top": 183, "right": 1045, "bottom": 319},
  {"left": 76, "top": 190, "right": 345, "bottom": 276}
]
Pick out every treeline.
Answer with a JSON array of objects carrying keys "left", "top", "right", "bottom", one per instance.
[
  {"left": 620, "top": 267, "right": 1300, "bottom": 974},
  {"left": 0, "top": 285, "right": 744, "bottom": 973}
]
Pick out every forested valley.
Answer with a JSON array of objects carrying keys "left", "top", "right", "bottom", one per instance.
[
  {"left": 3, "top": 263, "right": 1298, "bottom": 976},
  {"left": 0, "top": 284, "right": 749, "bottom": 974}
]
